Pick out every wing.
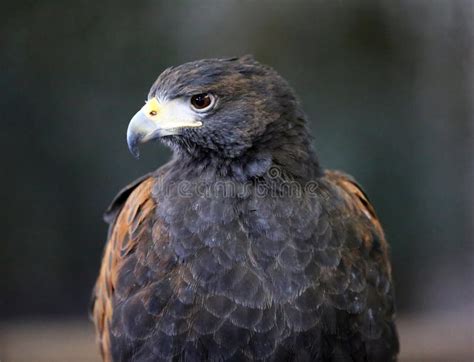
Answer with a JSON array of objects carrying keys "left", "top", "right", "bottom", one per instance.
[
  {"left": 320, "top": 170, "right": 399, "bottom": 360},
  {"left": 91, "top": 175, "right": 172, "bottom": 361}
]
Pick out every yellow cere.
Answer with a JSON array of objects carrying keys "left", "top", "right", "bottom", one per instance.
[{"left": 143, "top": 98, "right": 160, "bottom": 118}]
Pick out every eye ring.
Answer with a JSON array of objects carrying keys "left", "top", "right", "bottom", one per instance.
[{"left": 190, "top": 93, "right": 215, "bottom": 112}]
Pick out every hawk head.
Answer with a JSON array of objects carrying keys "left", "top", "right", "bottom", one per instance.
[{"left": 127, "top": 56, "right": 318, "bottom": 178}]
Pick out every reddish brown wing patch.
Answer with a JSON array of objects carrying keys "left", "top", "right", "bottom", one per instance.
[
  {"left": 325, "top": 170, "right": 391, "bottom": 274},
  {"left": 92, "top": 177, "right": 156, "bottom": 362}
]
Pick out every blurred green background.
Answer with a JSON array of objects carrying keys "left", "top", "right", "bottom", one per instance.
[{"left": 0, "top": 0, "right": 472, "bottom": 360}]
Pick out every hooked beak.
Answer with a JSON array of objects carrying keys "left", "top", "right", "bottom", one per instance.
[{"left": 126, "top": 97, "right": 203, "bottom": 158}]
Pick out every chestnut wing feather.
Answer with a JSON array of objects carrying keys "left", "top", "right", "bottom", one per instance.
[
  {"left": 320, "top": 170, "right": 399, "bottom": 360},
  {"left": 91, "top": 176, "right": 170, "bottom": 361}
]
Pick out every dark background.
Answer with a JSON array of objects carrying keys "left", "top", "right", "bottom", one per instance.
[{"left": 1, "top": 0, "right": 473, "bottom": 360}]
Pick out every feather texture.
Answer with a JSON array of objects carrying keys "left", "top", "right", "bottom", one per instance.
[{"left": 91, "top": 169, "right": 399, "bottom": 361}]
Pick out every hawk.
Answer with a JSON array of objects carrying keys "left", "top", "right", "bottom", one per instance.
[{"left": 92, "top": 56, "right": 399, "bottom": 361}]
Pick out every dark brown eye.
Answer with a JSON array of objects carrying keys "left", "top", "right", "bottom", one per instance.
[{"left": 190, "top": 93, "right": 214, "bottom": 111}]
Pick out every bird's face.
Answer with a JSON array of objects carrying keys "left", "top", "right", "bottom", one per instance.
[{"left": 127, "top": 56, "right": 298, "bottom": 158}]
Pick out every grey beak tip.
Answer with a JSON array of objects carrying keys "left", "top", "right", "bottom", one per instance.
[
  {"left": 128, "top": 143, "right": 141, "bottom": 159},
  {"left": 127, "top": 133, "right": 141, "bottom": 159},
  {"left": 131, "top": 148, "right": 140, "bottom": 159}
]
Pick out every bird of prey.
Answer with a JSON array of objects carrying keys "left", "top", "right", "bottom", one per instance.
[{"left": 92, "top": 56, "right": 399, "bottom": 361}]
